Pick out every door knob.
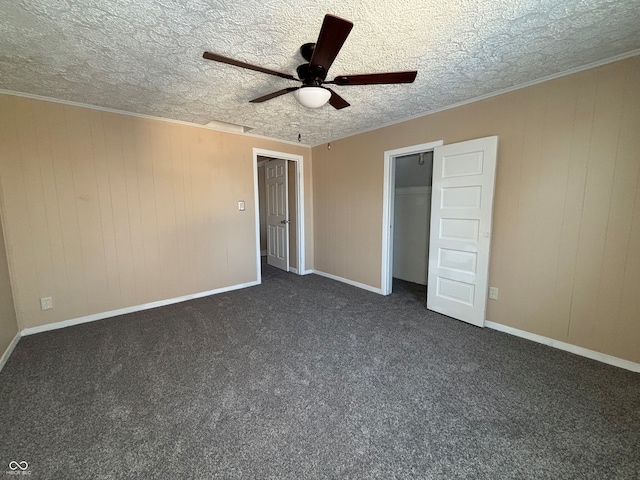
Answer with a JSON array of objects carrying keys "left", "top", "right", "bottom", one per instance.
[{"left": 280, "top": 220, "right": 290, "bottom": 224}]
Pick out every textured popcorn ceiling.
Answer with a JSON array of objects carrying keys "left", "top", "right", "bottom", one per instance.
[{"left": 1, "top": 0, "right": 639, "bottom": 146}]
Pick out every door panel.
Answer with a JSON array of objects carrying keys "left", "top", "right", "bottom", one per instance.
[
  {"left": 438, "top": 248, "right": 477, "bottom": 274},
  {"left": 427, "top": 136, "right": 498, "bottom": 327},
  {"left": 442, "top": 150, "right": 484, "bottom": 177},
  {"left": 436, "top": 277, "right": 475, "bottom": 305},
  {"left": 265, "top": 159, "right": 289, "bottom": 271},
  {"left": 441, "top": 186, "right": 482, "bottom": 208},
  {"left": 439, "top": 218, "right": 479, "bottom": 242}
]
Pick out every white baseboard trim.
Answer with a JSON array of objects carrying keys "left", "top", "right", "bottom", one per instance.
[
  {"left": 485, "top": 321, "right": 640, "bottom": 373},
  {"left": 21, "top": 280, "right": 260, "bottom": 336},
  {"left": 312, "top": 270, "right": 383, "bottom": 295},
  {"left": 289, "top": 267, "right": 299, "bottom": 274},
  {"left": 301, "top": 269, "right": 314, "bottom": 275},
  {"left": 0, "top": 331, "right": 21, "bottom": 373}
]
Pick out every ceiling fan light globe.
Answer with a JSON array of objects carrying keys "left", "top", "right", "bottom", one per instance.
[{"left": 294, "top": 87, "right": 331, "bottom": 108}]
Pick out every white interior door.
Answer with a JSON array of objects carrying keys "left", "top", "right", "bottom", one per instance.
[
  {"left": 427, "top": 136, "right": 498, "bottom": 327},
  {"left": 266, "top": 159, "right": 289, "bottom": 271}
]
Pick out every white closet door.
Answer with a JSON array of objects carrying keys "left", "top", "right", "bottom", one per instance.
[{"left": 427, "top": 136, "right": 498, "bottom": 327}]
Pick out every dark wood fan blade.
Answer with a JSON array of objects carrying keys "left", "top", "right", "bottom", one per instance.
[
  {"left": 309, "top": 14, "right": 353, "bottom": 78},
  {"left": 326, "top": 88, "right": 350, "bottom": 109},
  {"left": 203, "top": 51, "right": 296, "bottom": 81},
  {"left": 330, "top": 71, "right": 418, "bottom": 86},
  {"left": 249, "top": 87, "right": 300, "bottom": 103}
]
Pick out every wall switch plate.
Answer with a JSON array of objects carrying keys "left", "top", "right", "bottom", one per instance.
[
  {"left": 40, "top": 296, "right": 53, "bottom": 310},
  {"left": 489, "top": 287, "right": 499, "bottom": 300},
  {"left": 238, "top": 200, "right": 245, "bottom": 211}
]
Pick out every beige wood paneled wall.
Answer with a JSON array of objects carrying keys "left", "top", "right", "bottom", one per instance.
[
  {"left": 0, "top": 95, "right": 311, "bottom": 329},
  {"left": 313, "top": 56, "right": 640, "bottom": 363},
  {"left": 0, "top": 207, "right": 18, "bottom": 355}
]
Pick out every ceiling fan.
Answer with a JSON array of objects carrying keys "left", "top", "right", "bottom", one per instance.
[{"left": 203, "top": 14, "right": 417, "bottom": 110}]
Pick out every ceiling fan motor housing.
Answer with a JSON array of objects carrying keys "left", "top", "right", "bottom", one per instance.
[
  {"left": 296, "top": 62, "right": 325, "bottom": 85},
  {"left": 300, "top": 42, "right": 315, "bottom": 61}
]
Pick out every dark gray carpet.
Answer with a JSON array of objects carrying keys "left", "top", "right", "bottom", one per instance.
[{"left": 1, "top": 264, "right": 639, "bottom": 479}]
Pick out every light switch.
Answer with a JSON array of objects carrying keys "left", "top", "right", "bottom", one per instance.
[{"left": 238, "top": 200, "right": 245, "bottom": 211}]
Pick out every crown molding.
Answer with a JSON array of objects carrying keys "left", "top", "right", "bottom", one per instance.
[
  {"left": 312, "top": 49, "right": 640, "bottom": 147},
  {"left": 0, "top": 89, "right": 311, "bottom": 148}
]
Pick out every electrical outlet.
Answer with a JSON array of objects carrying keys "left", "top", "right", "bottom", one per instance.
[
  {"left": 488, "top": 287, "right": 499, "bottom": 300},
  {"left": 40, "top": 296, "right": 53, "bottom": 310}
]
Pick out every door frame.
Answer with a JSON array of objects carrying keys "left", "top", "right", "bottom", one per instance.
[
  {"left": 253, "top": 148, "right": 306, "bottom": 283},
  {"left": 381, "top": 140, "right": 443, "bottom": 295}
]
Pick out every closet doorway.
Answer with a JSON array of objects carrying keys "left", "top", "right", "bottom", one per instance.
[
  {"left": 392, "top": 151, "right": 434, "bottom": 286},
  {"left": 381, "top": 140, "right": 443, "bottom": 295},
  {"left": 253, "top": 148, "right": 306, "bottom": 283}
]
